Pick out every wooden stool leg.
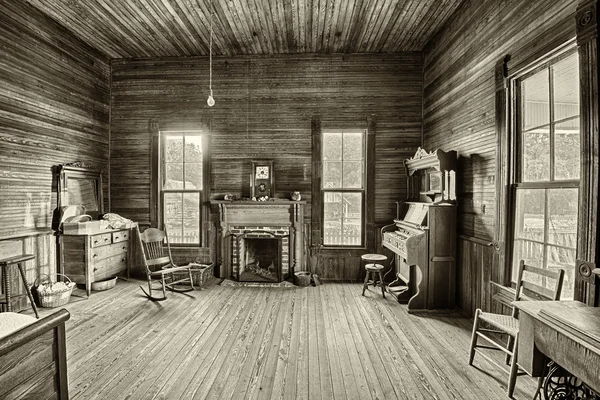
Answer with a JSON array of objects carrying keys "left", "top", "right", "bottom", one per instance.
[
  {"left": 378, "top": 271, "right": 385, "bottom": 298},
  {"left": 1, "top": 265, "right": 10, "bottom": 312},
  {"left": 362, "top": 271, "right": 370, "bottom": 296},
  {"left": 17, "top": 263, "right": 39, "bottom": 318}
]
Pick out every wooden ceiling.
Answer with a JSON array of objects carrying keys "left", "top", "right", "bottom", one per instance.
[{"left": 27, "top": 0, "right": 464, "bottom": 59}]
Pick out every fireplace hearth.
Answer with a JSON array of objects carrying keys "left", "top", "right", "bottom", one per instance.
[{"left": 237, "top": 233, "right": 282, "bottom": 282}]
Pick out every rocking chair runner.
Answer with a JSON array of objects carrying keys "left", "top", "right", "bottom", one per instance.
[{"left": 137, "top": 227, "right": 195, "bottom": 301}]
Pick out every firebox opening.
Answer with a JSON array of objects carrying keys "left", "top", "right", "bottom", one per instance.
[{"left": 239, "top": 237, "right": 281, "bottom": 282}]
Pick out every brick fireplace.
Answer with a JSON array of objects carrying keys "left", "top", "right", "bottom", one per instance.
[
  {"left": 212, "top": 200, "right": 306, "bottom": 281},
  {"left": 234, "top": 230, "right": 284, "bottom": 282}
]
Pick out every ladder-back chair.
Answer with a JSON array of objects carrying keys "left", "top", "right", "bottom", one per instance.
[
  {"left": 137, "top": 227, "right": 195, "bottom": 301},
  {"left": 468, "top": 260, "right": 564, "bottom": 398}
]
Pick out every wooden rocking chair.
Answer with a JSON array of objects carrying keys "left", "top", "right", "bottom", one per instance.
[{"left": 137, "top": 227, "right": 195, "bottom": 301}]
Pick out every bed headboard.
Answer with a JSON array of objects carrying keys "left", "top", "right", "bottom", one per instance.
[{"left": 0, "top": 309, "right": 70, "bottom": 399}]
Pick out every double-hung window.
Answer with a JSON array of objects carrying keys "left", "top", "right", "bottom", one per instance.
[
  {"left": 160, "top": 132, "right": 206, "bottom": 245},
  {"left": 510, "top": 50, "right": 580, "bottom": 299},
  {"left": 321, "top": 130, "right": 365, "bottom": 246}
]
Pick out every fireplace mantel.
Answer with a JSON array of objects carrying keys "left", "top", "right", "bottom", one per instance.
[{"left": 211, "top": 200, "right": 306, "bottom": 279}]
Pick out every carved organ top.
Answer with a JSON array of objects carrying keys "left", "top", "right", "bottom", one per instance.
[{"left": 404, "top": 147, "right": 457, "bottom": 203}]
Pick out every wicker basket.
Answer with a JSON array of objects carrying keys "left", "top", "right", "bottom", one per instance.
[
  {"left": 188, "top": 263, "right": 214, "bottom": 287},
  {"left": 162, "top": 263, "right": 214, "bottom": 289},
  {"left": 163, "top": 262, "right": 213, "bottom": 288},
  {"left": 34, "top": 273, "right": 76, "bottom": 308}
]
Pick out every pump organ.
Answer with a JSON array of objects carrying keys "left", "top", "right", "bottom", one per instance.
[{"left": 382, "top": 148, "right": 457, "bottom": 313}]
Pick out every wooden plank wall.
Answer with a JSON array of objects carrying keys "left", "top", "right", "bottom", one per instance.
[
  {"left": 110, "top": 53, "right": 423, "bottom": 280},
  {"left": 0, "top": 0, "right": 110, "bottom": 277},
  {"left": 422, "top": 0, "right": 579, "bottom": 315}
]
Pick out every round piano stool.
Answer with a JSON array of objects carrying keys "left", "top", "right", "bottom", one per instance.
[
  {"left": 0, "top": 254, "right": 39, "bottom": 318},
  {"left": 360, "top": 253, "right": 387, "bottom": 268},
  {"left": 362, "top": 263, "right": 386, "bottom": 298}
]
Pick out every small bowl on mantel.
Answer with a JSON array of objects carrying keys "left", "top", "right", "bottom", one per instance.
[{"left": 91, "top": 276, "right": 117, "bottom": 291}]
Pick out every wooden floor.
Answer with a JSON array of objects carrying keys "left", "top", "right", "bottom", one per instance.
[{"left": 31, "top": 279, "right": 538, "bottom": 400}]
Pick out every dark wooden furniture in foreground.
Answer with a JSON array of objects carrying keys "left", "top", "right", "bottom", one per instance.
[
  {"left": 0, "top": 308, "right": 70, "bottom": 400},
  {"left": 138, "top": 227, "right": 195, "bottom": 301},
  {"left": 469, "top": 261, "right": 564, "bottom": 398},
  {"left": 381, "top": 148, "right": 457, "bottom": 312},
  {"left": 514, "top": 300, "right": 600, "bottom": 399},
  {"left": 0, "top": 254, "right": 39, "bottom": 318}
]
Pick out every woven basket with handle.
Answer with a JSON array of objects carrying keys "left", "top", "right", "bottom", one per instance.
[{"left": 33, "top": 273, "right": 76, "bottom": 308}]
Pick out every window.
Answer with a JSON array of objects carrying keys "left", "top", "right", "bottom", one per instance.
[
  {"left": 321, "top": 130, "right": 365, "bottom": 246},
  {"left": 511, "top": 50, "right": 580, "bottom": 299},
  {"left": 160, "top": 131, "right": 206, "bottom": 245}
]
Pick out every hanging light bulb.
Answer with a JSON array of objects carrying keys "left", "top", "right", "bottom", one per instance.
[{"left": 207, "top": 0, "right": 215, "bottom": 107}]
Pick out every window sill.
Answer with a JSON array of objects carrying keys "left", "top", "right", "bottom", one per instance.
[{"left": 313, "top": 246, "right": 368, "bottom": 255}]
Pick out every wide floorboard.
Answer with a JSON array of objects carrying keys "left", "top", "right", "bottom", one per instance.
[{"left": 31, "top": 280, "right": 537, "bottom": 399}]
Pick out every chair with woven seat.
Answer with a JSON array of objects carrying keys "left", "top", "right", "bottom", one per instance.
[
  {"left": 468, "top": 260, "right": 564, "bottom": 398},
  {"left": 137, "top": 227, "right": 195, "bottom": 301}
]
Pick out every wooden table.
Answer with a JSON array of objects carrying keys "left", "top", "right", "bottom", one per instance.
[
  {"left": 0, "top": 254, "right": 39, "bottom": 318},
  {"left": 513, "top": 300, "right": 600, "bottom": 397}
]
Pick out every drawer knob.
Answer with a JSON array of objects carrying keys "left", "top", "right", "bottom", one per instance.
[
  {"left": 93, "top": 254, "right": 98, "bottom": 258},
  {"left": 122, "top": 246, "right": 127, "bottom": 250},
  {"left": 115, "top": 236, "right": 120, "bottom": 240},
  {"left": 93, "top": 240, "right": 98, "bottom": 245},
  {"left": 104, "top": 237, "right": 109, "bottom": 241},
  {"left": 93, "top": 267, "right": 98, "bottom": 272}
]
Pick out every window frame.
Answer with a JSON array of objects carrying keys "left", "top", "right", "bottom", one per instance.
[
  {"left": 311, "top": 116, "right": 376, "bottom": 252},
  {"left": 150, "top": 120, "right": 211, "bottom": 249},
  {"left": 159, "top": 131, "right": 205, "bottom": 246},
  {"left": 504, "top": 45, "right": 581, "bottom": 295},
  {"left": 320, "top": 130, "right": 366, "bottom": 248}
]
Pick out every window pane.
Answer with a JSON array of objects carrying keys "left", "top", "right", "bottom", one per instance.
[
  {"left": 522, "top": 126, "right": 550, "bottom": 182},
  {"left": 343, "top": 161, "right": 363, "bottom": 188},
  {"left": 323, "top": 192, "right": 342, "bottom": 245},
  {"left": 512, "top": 240, "right": 543, "bottom": 283},
  {"left": 164, "top": 193, "right": 183, "bottom": 242},
  {"left": 553, "top": 53, "right": 579, "bottom": 121},
  {"left": 184, "top": 136, "right": 203, "bottom": 163},
  {"left": 185, "top": 163, "right": 203, "bottom": 189},
  {"left": 323, "top": 132, "right": 342, "bottom": 161},
  {"left": 164, "top": 163, "right": 183, "bottom": 189},
  {"left": 548, "top": 188, "right": 578, "bottom": 247},
  {"left": 343, "top": 193, "right": 362, "bottom": 246},
  {"left": 554, "top": 118, "right": 580, "bottom": 180},
  {"left": 323, "top": 192, "right": 362, "bottom": 246},
  {"left": 514, "top": 189, "right": 545, "bottom": 242},
  {"left": 546, "top": 245, "right": 575, "bottom": 300},
  {"left": 522, "top": 69, "right": 550, "bottom": 131},
  {"left": 164, "top": 136, "right": 183, "bottom": 162},
  {"left": 182, "top": 192, "right": 200, "bottom": 244},
  {"left": 343, "top": 131, "right": 363, "bottom": 160},
  {"left": 323, "top": 161, "right": 342, "bottom": 188}
]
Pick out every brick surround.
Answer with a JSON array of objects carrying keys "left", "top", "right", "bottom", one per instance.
[{"left": 231, "top": 226, "right": 290, "bottom": 280}]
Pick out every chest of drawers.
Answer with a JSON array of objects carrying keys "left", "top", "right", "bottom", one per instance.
[{"left": 59, "top": 227, "right": 132, "bottom": 296}]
